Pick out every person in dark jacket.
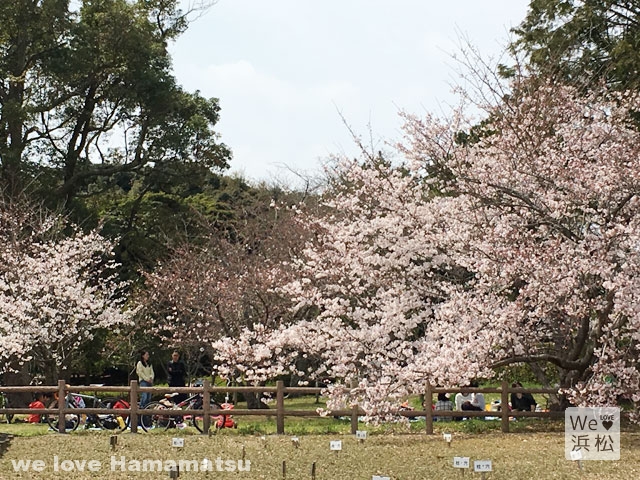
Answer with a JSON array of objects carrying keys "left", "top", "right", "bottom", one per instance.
[
  {"left": 510, "top": 382, "right": 537, "bottom": 411},
  {"left": 167, "top": 351, "right": 187, "bottom": 402}
]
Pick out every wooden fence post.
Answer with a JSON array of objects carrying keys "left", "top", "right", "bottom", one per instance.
[
  {"left": 276, "top": 380, "right": 285, "bottom": 435},
  {"left": 350, "top": 405, "right": 359, "bottom": 434},
  {"left": 57, "top": 380, "right": 66, "bottom": 434},
  {"left": 202, "top": 379, "right": 211, "bottom": 434},
  {"left": 501, "top": 381, "right": 509, "bottom": 433},
  {"left": 130, "top": 380, "right": 139, "bottom": 434},
  {"left": 425, "top": 381, "right": 433, "bottom": 435}
]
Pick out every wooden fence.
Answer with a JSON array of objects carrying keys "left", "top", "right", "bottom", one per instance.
[{"left": 0, "top": 380, "right": 563, "bottom": 435}]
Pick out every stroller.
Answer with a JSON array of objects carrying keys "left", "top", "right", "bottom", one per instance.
[
  {"left": 213, "top": 398, "right": 237, "bottom": 429},
  {"left": 192, "top": 379, "right": 237, "bottom": 429}
]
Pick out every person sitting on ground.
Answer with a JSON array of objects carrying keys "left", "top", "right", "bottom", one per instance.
[
  {"left": 510, "top": 382, "right": 537, "bottom": 412},
  {"left": 27, "top": 392, "right": 51, "bottom": 423},
  {"left": 455, "top": 381, "right": 485, "bottom": 412},
  {"left": 454, "top": 389, "right": 471, "bottom": 412},
  {"left": 434, "top": 392, "right": 453, "bottom": 421}
]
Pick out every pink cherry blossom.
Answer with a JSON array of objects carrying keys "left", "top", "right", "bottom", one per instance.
[
  {"left": 216, "top": 76, "right": 640, "bottom": 420},
  {"left": 0, "top": 201, "right": 135, "bottom": 379}
]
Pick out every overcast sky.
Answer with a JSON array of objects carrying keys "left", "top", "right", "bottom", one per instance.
[{"left": 170, "top": 1, "right": 530, "bottom": 186}]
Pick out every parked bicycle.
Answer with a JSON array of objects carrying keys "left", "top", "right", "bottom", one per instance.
[
  {"left": 46, "top": 392, "right": 84, "bottom": 431},
  {"left": 140, "top": 391, "right": 236, "bottom": 433},
  {"left": 0, "top": 391, "right": 12, "bottom": 424},
  {"left": 102, "top": 397, "right": 131, "bottom": 432},
  {"left": 46, "top": 391, "right": 128, "bottom": 432}
]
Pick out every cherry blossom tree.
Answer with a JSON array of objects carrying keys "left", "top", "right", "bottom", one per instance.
[
  {"left": 399, "top": 79, "right": 640, "bottom": 414},
  {"left": 139, "top": 190, "right": 315, "bottom": 403},
  {"left": 220, "top": 75, "right": 640, "bottom": 418},
  {"left": 0, "top": 200, "right": 136, "bottom": 382},
  {"left": 142, "top": 198, "right": 308, "bottom": 337}
]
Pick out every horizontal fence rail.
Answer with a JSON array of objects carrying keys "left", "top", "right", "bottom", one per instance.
[{"left": 0, "top": 380, "right": 565, "bottom": 434}]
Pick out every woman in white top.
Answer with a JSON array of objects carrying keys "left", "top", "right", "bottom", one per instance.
[
  {"left": 136, "top": 350, "right": 154, "bottom": 407},
  {"left": 455, "top": 382, "right": 485, "bottom": 412},
  {"left": 455, "top": 391, "right": 473, "bottom": 410}
]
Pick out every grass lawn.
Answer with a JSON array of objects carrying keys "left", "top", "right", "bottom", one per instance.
[
  {"left": 1, "top": 393, "right": 638, "bottom": 478},
  {"left": 0, "top": 428, "right": 639, "bottom": 479}
]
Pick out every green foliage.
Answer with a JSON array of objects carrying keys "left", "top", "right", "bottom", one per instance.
[
  {"left": 493, "top": 363, "right": 560, "bottom": 388},
  {"left": 458, "top": 418, "right": 499, "bottom": 434},
  {"left": 512, "top": 0, "right": 640, "bottom": 90},
  {"left": 92, "top": 169, "right": 293, "bottom": 274},
  {"left": 0, "top": 0, "right": 231, "bottom": 202}
]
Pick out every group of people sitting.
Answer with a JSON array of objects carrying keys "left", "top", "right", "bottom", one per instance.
[{"left": 433, "top": 381, "right": 537, "bottom": 421}]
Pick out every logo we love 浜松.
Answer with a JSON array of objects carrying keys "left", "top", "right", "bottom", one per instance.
[{"left": 565, "top": 407, "right": 620, "bottom": 461}]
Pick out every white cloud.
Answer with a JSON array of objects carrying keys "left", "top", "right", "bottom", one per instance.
[
  {"left": 172, "top": 0, "right": 530, "bottom": 184},
  {"left": 199, "top": 60, "right": 359, "bottom": 110}
]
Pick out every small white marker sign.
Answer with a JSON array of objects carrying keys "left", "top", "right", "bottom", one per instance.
[
  {"left": 330, "top": 440, "right": 342, "bottom": 451},
  {"left": 372, "top": 476, "right": 390, "bottom": 480},
  {"left": 453, "top": 457, "right": 470, "bottom": 469},
  {"left": 570, "top": 449, "right": 583, "bottom": 461},
  {"left": 171, "top": 437, "right": 184, "bottom": 448},
  {"left": 474, "top": 460, "right": 492, "bottom": 472},
  {"left": 443, "top": 433, "right": 452, "bottom": 443},
  {"left": 356, "top": 430, "right": 368, "bottom": 440}
]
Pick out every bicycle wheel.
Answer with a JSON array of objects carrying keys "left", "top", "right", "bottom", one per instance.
[
  {"left": 139, "top": 402, "right": 172, "bottom": 432},
  {"left": 191, "top": 402, "right": 223, "bottom": 433},
  {"left": 80, "top": 398, "right": 103, "bottom": 430},
  {"left": 46, "top": 400, "right": 80, "bottom": 432},
  {"left": 0, "top": 394, "right": 13, "bottom": 424},
  {"left": 101, "top": 398, "right": 130, "bottom": 432}
]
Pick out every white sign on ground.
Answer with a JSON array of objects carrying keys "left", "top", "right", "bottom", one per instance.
[
  {"left": 473, "top": 460, "right": 492, "bottom": 472},
  {"left": 171, "top": 438, "right": 184, "bottom": 448},
  {"left": 330, "top": 440, "right": 342, "bottom": 451},
  {"left": 570, "top": 450, "right": 583, "bottom": 461},
  {"left": 453, "top": 457, "right": 470, "bottom": 469}
]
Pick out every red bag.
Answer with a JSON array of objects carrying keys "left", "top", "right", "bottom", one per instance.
[{"left": 113, "top": 399, "right": 130, "bottom": 419}]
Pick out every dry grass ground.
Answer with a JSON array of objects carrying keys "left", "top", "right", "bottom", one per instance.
[{"left": 0, "top": 429, "right": 639, "bottom": 479}]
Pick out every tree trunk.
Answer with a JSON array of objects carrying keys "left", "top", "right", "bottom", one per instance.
[
  {"left": 3, "top": 363, "right": 32, "bottom": 408},
  {"left": 245, "top": 392, "right": 269, "bottom": 409},
  {"left": 42, "top": 357, "right": 60, "bottom": 386},
  {"left": 1, "top": 27, "right": 27, "bottom": 197}
]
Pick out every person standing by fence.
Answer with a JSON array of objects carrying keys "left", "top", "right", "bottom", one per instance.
[
  {"left": 136, "top": 350, "right": 154, "bottom": 407},
  {"left": 167, "top": 351, "right": 187, "bottom": 403}
]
